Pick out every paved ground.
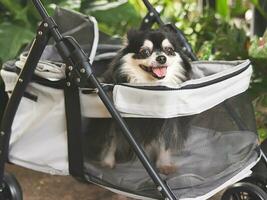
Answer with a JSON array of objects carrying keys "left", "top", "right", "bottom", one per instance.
[
  {"left": 6, "top": 164, "right": 128, "bottom": 200},
  {"left": 6, "top": 164, "right": 222, "bottom": 200}
]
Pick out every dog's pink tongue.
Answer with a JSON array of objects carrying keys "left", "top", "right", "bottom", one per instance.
[{"left": 152, "top": 67, "right": 167, "bottom": 78}]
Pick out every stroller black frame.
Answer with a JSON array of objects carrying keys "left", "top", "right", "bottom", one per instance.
[{"left": 0, "top": 0, "right": 267, "bottom": 200}]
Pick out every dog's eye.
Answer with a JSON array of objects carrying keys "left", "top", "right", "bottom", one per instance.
[
  {"left": 139, "top": 48, "right": 151, "bottom": 58},
  {"left": 164, "top": 47, "right": 175, "bottom": 56}
]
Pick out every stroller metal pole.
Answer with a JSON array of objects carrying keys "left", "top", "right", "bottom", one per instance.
[
  {"left": 32, "top": 0, "right": 62, "bottom": 43},
  {"left": 0, "top": 22, "right": 51, "bottom": 188},
  {"left": 88, "top": 76, "right": 177, "bottom": 200},
  {"left": 57, "top": 35, "right": 178, "bottom": 200},
  {"left": 32, "top": 0, "right": 49, "bottom": 20},
  {"left": 142, "top": 0, "right": 164, "bottom": 26},
  {"left": 31, "top": 0, "right": 178, "bottom": 199},
  {"left": 141, "top": 0, "right": 198, "bottom": 62}
]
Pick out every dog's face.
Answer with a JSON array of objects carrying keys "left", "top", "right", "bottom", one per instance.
[{"left": 119, "top": 29, "right": 188, "bottom": 84}]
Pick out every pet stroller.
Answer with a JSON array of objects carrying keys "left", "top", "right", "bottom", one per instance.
[{"left": 0, "top": 0, "right": 267, "bottom": 199}]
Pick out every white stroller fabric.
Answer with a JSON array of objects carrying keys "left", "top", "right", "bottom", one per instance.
[
  {"left": 113, "top": 60, "right": 252, "bottom": 118},
  {"left": 0, "top": 59, "right": 254, "bottom": 176},
  {"left": 8, "top": 81, "right": 68, "bottom": 175},
  {"left": 15, "top": 53, "right": 66, "bottom": 80},
  {"left": 0, "top": 56, "right": 260, "bottom": 200},
  {"left": 0, "top": 8, "right": 99, "bottom": 175},
  {"left": 80, "top": 60, "right": 252, "bottom": 118}
]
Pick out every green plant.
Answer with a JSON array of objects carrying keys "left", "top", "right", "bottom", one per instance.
[
  {"left": 249, "top": 30, "right": 267, "bottom": 98},
  {"left": 82, "top": 0, "right": 142, "bottom": 36},
  {"left": 0, "top": 0, "right": 74, "bottom": 65},
  {"left": 254, "top": 94, "right": 267, "bottom": 142},
  {"left": 249, "top": 31, "right": 267, "bottom": 138}
]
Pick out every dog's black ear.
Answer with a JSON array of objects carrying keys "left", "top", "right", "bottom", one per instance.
[
  {"left": 160, "top": 25, "right": 175, "bottom": 34},
  {"left": 127, "top": 29, "right": 139, "bottom": 40},
  {"left": 126, "top": 29, "right": 144, "bottom": 44}
]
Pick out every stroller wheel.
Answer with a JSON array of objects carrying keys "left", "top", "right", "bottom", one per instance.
[
  {"left": 0, "top": 173, "right": 23, "bottom": 200},
  {"left": 243, "top": 174, "right": 267, "bottom": 192},
  {"left": 221, "top": 182, "right": 267, "bottom": 200}
]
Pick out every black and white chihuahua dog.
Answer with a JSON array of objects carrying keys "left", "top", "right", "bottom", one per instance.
[
  {"left": 99, "top": 27, "right": 191, "bottom": 175},
  {"left": 103, "top": 27, "right": 191, "bottom": 84}
]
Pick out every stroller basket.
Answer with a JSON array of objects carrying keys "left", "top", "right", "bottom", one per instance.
[{"left": 0, "top": 2, "right": 264, "bottom": 200}]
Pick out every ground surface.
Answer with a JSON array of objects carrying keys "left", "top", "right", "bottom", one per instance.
[{"left": 6, "top": 164, "right": 222, "bottom": 200}]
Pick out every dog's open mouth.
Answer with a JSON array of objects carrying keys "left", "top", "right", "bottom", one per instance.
[{"left": 139, "top": 65, "right": 167, "bottom": 79}]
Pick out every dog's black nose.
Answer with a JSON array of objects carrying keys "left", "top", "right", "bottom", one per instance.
[{"left": 156, "top": 55, "right": 167, "bottom": 64}]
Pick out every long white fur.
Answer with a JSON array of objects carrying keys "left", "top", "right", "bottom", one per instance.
[{"left": 118, "top": 39, "right": 186, "bottom": 86}]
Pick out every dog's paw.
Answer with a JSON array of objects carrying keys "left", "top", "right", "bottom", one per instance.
[
  {"left": 158, "top": 165, "right": 177, "bottom": 175},
  {"left": 101, "top": 162, "right": 115, "bottom": 169},
  {"left": 101, "top": 156, "right": 116, "bottom": 169}
]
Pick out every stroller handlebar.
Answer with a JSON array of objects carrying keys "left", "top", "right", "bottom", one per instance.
[
  {"left": 32, "top": 0, "right": 49, "bottom": 20},
  {"left": 142, "top": 0, "right": 164, "bottom": 26},
  {"left": 32, "top": 0, "right": 63, "bottom": 42}
]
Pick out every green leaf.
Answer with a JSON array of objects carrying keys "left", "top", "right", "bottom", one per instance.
[
  {"left": 0, "top": 0, "right": 22, "bottom": 16},
  {"left": 0, "top": 23, "right": 34, "bottom": 63},
  {"left": 213, "top": 25, "right": 248, "bottom": 60},
  {"left": 216, "top": 0, "right": 230, "bottom": 20},
  {"left": 13, "top": 6, "right": 32, "bottom": 28},
  {"left": 249, "top": 77, "right": 267, "bottom": 99},
  {"left": 250, "top": 0, "right": 259, "bottom": 6},
  {"left": 58, "top": 0, "right": 81, "bottom": 11},
  {"left": 231, "top": 0, "right": 249, "bottom": 17},
  {"left": 84, "top": 1, "right": 141, "bottom": 36},
  {"left": 258, "top": 128, "right": 267, "bottom": 142},
  {"left": 249, "top": 32, "right": 267, "bottom": 59}
]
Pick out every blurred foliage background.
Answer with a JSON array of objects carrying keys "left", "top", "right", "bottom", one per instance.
[{"left": 0, "top": 0, "right": 266, "bottom": 139}]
